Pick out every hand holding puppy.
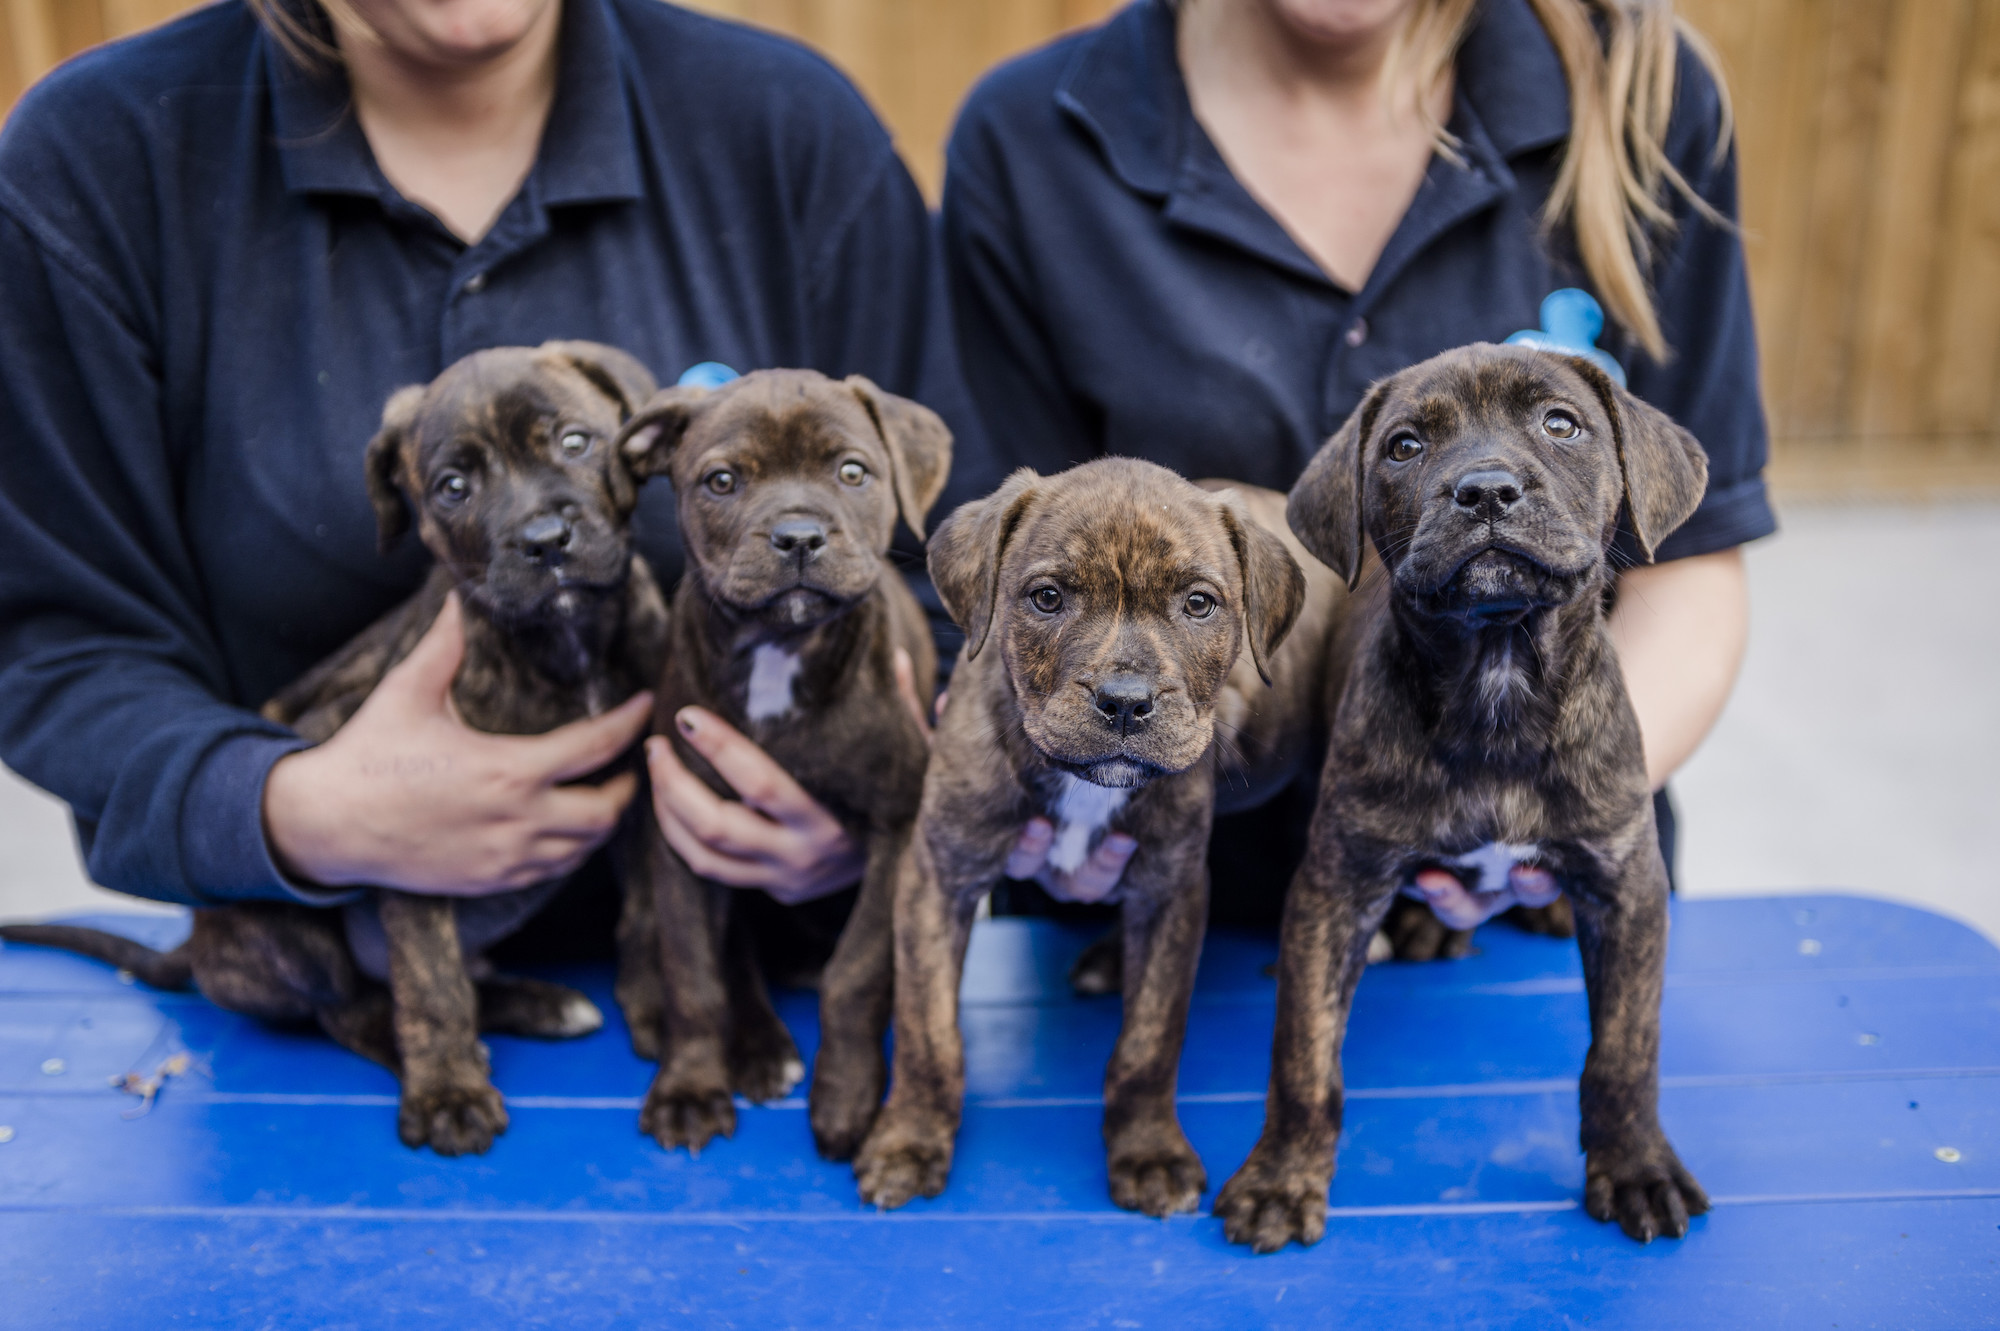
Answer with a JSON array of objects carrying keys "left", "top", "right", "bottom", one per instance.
[
  {"left": 264, "top": 594, "right": 651, "bottom": 895},
  {"left": 644, "top": 708, "right": 866, "bottom": 905}
]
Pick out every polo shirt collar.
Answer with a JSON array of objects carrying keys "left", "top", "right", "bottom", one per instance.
[
  {"left": 1056, "top": 0, "right": 1572, "bottom": 199},
  {"left": 267, "top": 0, "right": 642, "bottom": 207}
]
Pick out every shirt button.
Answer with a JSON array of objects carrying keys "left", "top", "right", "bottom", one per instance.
[
  {"left": 1344, "top": 317, "right": 1369, "bottom": 348},
  {"left": 462, "top": 272, "right": 487, "bottom": 294}
]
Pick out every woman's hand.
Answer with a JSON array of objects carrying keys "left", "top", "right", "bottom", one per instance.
[
  {"left": 1404, "top": 864, "right": 1563, "bottom": 931},
  {"left": 263, "top": 594, "right": 651, "bottom": 895},
  {"left": 892, "top": 651, "right": 1138, "bottom": 904},
  {"left": 645, "top": 709, "right": 865, "bottom": 905}
]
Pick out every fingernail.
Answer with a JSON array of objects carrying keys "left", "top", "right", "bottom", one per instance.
[
  {"left": 1107, "top": 835, "right": 1137, "bottom": 854},
  {"left": 676, "top": 709, "right": 697, "bottom": 735}
]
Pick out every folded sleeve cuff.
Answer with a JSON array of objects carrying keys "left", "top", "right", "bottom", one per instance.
[{"left": 179, "top": 732, "right": 360, "bottom": 907}]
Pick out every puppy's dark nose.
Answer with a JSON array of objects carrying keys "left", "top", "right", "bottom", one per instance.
[
  {"left": 1092, "top": 674, "right": 1155, "bottom": 736},
  {"left": 769, "top": 519, "right": 827, "bottom": 561},
  {"left": 518, "top": 514, "right": 574, "bottom": 564},
  {"left": 1453, "top": 469, "right": 1523, "bottom": 520}
]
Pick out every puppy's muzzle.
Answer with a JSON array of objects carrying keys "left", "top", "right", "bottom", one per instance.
[{"left": 1092, "top": 673, "right": 1155, "bottom": 737}]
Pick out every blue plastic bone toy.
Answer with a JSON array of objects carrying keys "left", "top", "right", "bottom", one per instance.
[
  {"left": 676, "top": 361, "right": 740, "bottom": 389},
  {"left": 1503, "top": 288, "right": 1627, "bottom": 387}
]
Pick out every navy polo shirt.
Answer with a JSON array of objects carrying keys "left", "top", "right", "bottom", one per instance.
[
  {"left": 944, "top": 0, "right": 1775, "bottom": 916},
  {"left": 943, "top": 0, "right": 1776, "bottom": 564},
  {"left": 0, "top": 0, "right": 991, "bottom": 907}
]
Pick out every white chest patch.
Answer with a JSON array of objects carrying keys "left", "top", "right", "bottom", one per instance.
[
  {"left": 744, "top": 644, "right": 804, "bottom": 722},
  {"left": 1045, "top": 774, "right": 1131, "bottom": 874},
  {"left": 1444, "top": 841, "right": 1543, "bottom": 893}
]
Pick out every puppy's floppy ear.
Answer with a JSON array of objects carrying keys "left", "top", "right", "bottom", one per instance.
[
  {"left": 1215, "top": 494, "right": 1307, "bottom": 686},
  {"left": 844, "top": 375, "right": 954, "bottom": 540},
  {"left": 364, "top": 385, "right": 426, "bottom": 554},
  {"left": 613, "top": 385, "right": 711, "bottom": 482},
  {"left": 927, "top": 469, "right": 1039, "bottom": 661},
  {"left": 1288, "top": 380, "right": 1389, "bottom": 589},
  {"left": 539, "top": 341, "right": 659, "bottom": 421},
  {"left": 1561, "top": 356, "right": 1709, "bottom": 562}
]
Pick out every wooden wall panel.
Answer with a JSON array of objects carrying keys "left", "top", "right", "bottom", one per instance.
[{"left": 3, "top": 0, "right": 1996, "bottom": 494}]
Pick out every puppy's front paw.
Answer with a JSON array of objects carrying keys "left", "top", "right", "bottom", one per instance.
[
  {"left": 1585, "top": 1136, "right": 1709, "bottom": 1243},
  {"left": 398, "top": 1078, "right": 508, "bottom": 1156},
  {"left": 640, "top": 1074, "right": 736, "bottom": 1156},
  {"left": 853, "top": 1114, "right": 953, "bottom": 1210},
  {"left": 1108, "top": 1127, "right": 1207, "bottom": 1217},
  {"left": 1214, "top": 1150, "right": 1330, "bottom": 1253},
  {"left": 809, "top": 1046, "right": 887, "bottom": 1161}
]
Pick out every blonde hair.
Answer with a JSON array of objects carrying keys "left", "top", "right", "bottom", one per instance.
[
  {"left": 245, "top": 0, "right": 371, "bottom": 71},
  {"left": 1388, "top": 0, "right": 1731, "bottom": 361}
]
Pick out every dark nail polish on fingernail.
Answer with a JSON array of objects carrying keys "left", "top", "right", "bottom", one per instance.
[{"left": 676, "top": 710, "right": 696, "bottom": 735}]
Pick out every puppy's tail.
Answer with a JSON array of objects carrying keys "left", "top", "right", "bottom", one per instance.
[{"left": 0, "top": 923, "right": 195, "bottom": 991}]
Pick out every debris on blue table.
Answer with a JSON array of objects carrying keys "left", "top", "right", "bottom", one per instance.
[{"left": 110, "top": 1051, "right": 200, "bottom": 1118}]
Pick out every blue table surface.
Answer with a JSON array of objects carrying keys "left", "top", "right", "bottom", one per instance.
[{"left": 1, "top": 894, "right": 1994, "bottom": 1328}]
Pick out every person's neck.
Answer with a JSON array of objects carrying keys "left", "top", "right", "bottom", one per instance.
[
  {"left": 338, "top": 1, "right": 562, "bottom": 243},
  {"left": 1179, "top": 0, "right": 1410, "bottom": 118}
]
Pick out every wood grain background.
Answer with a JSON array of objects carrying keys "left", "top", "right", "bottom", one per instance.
[{"left": 5, "top": 0, "right": 1996, "bottom": 495}]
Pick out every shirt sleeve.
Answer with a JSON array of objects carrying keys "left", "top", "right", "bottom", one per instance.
[
  {"left": 0, "top": 201, "right": 332, "bottom": 908},
  {"left": 1620, "top": 45, "right": 1779, "bottom": 564},
  {"left": 941, "top": 122, "right": 1105, "bottom": 480}
]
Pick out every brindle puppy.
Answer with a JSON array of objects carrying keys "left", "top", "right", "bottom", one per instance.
[
  {"left": 1213, "top": 344, "right": 1712, "bottom": 1251},
  {"left": 0, "top": 342, "right": 669, "bottom": 1156},
  {"left": 853, "top": 459, "right": 1344, "bottom": 1216},
  {"left": 606, "top": 370, "right": 950, "bottom": 1159}
]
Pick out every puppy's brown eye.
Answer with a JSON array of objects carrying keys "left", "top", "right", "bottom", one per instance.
[
  {"left": 838, "top": 461, "right": 868, "bottom": 486},
  {"left": 1543, "top": 412, "right": 1580, "bottom": 440},
  {"left": 1029, "top": 586, "right": 1063, "bottom": 614},
  {"left": 433, "top": 472, "right": 470, "bottom": 506},
  {"left": 1185, "top": 591, "right": 1216, "bottom": 619},
  {"left": 1387, "top": 433, "right": 1423, "bottom": 462},
  {"left": 559, "top": 430, "right": 591, "bottom": 458},
  {"left": 703, "top": 469, "right": 736, "bottom": 495}
]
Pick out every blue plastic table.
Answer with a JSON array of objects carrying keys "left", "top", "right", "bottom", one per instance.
[{"left": 2, "top": 895, "right": 1995, "bottom": 1328}]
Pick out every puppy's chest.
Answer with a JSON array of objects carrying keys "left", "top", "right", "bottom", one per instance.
[
  {"left": 453, "top": 664, "right": 626, "bottom": 734},
  {"left": 738, "top": 644, "right": 807, "bottom": 724},
  {"left": 1039, "top": 774, "right": 1132, "bottom": 874}
]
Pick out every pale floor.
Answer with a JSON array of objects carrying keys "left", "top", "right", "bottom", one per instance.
[{"left": 2, "top": 502, "right": 1996, "bottom": 940}]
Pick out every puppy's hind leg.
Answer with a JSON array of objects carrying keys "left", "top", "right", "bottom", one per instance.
[
  {"left": 476, "top": 974, "right": 604, "bottom": 1039},
  {"left": 613, "top": 825, "right": 667, "bottom": 1060},
  {"left": 1382, "top": 896, "right": 1474, "bottom": 961},
  {"left": 185, "top": 905, "right": 404, "bottom": 1072},
  {"left": 378, "top": 892, "right": 508, "bottom": 1156},
  {"left": 723, "top": 896, "right": 804, "bottom": 1104},
  {"left": 809, "top": 825, "right": 902, "bottom": 1159}
]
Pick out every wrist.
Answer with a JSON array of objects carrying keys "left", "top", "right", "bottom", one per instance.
[{"left": 262, "top": 746, "right": 357, "bottom": 888}]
